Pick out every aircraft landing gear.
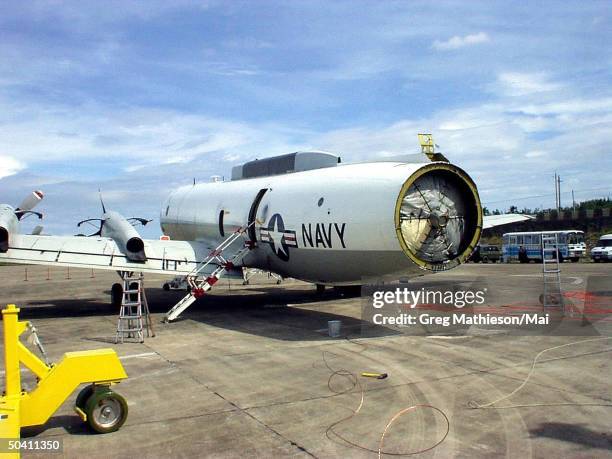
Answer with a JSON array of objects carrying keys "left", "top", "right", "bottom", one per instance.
[{"left": 110, "top": 283, "right": 123, "bottom": 308}]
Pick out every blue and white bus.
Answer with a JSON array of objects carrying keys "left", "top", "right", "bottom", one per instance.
[{"left": 502, "top": 230, "right": 586, "bottom": 263}]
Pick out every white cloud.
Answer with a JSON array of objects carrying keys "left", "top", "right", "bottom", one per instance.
[
  {"left": 313, "top": 74, "right": 612, "bottom": 212},
  {"left": 0, "top": 155, "right": 25, "bottom": 179},
  {"left": 432, "top": 32, "right": 489, "bottom": 51},
  {"left": 518, "top": 97, "right": 612, "bottom": 116},
  {"left": 1, "top": 69, "right": 611, "bottom": 234},
  {"left": 223, "top": 153, "right": 241, "bottom": 162},
  {"left": 495, "top": 72, "right": 563, "bottom": 97},
  {"left": 0, "top": 99, "right": 307, "bottom": 168}
]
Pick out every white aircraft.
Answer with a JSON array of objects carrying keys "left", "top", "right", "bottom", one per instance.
[{"left": 0, "top": 149, "right": 530, "bottom": 321}]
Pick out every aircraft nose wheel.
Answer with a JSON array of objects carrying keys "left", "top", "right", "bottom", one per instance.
[{"left": 77, "top": 385, "right": 128, "bottom": 433}]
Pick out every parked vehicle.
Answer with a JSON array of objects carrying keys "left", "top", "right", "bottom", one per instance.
[
  {"left": 590, "top": 234, "right": 612, "bottom": 262},
  {"left": 502, "top": 230, "right": 586, "bottom": 263},
  {"left": 162, "top": 276, "right": 191, "bottom": 291},
  {"left": 469, "top": 244, "right": 501, "bottom": 263}
]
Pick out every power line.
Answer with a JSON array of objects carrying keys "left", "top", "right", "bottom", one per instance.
[{"left": 483, "top": 186, "right": 612, "bottom": 205}]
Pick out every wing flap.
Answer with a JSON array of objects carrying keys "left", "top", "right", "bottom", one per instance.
[{"left": 483, "top": 214, "right": 534, "bottom": 229}]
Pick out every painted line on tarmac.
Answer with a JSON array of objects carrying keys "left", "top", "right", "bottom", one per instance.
[
  {"left": 119, "top": 352, "right": 157, "bottom": 360},
  {"left": 0, "top": 352, "right": 158, "bottom": 374},
  {"left": 510, "top": 274, "right": 584, "bottom": 284}
]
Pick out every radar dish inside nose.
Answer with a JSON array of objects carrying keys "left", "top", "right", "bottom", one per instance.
[{"left": 395, "top": 163, "right": 482, "bottom": 271}]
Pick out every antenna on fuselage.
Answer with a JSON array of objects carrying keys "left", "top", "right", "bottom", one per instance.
[{"left": 98, "top": 189, "right": 107, "bottom": 213}]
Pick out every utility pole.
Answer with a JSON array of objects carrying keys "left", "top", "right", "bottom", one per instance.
[
  {"left": 554, "top": 172, "right": 558, "bottom": 210},
  {"left": 572, "top": 189, "right": 575, "bottom": 210},
  {"left": 557, "top": 174, "right": 562, "bottom": 211}
]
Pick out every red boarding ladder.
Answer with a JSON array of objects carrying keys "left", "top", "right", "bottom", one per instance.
[{"left": 163, "top": 223, "right": 255, "bottom": 322}]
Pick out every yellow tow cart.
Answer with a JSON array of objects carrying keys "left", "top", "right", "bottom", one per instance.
[{"left": 0, "top": 304, "right": 129, "bottom": 457}]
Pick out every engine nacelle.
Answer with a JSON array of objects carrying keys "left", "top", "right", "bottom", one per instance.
[
  {"left": 0, "top": 205, "right": 18, "bottom": 253},
  {"left": 101, "top": 211, "right": 146, "bottom": 262},
  {"left": 16, "top": 190, "right": 44, "bottom": 214}
]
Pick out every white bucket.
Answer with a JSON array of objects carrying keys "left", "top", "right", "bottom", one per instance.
[{"left": 328, "top": 320, "right": 342, "bottom": 338}]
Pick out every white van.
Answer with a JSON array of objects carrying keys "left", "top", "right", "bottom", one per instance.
[{"left": 590, "top": 234, "right": 612, "bottom": 262}]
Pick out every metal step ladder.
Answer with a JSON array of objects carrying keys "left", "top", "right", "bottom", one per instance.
[
  {"left": 541, "top": 233, "right": 563, "bottom": 308},
  {"left": 164, "top": 224, "right": 255, "bottom": 322},
  {"left": 116, "top": 275, "right": 154, "bottom": 343}
]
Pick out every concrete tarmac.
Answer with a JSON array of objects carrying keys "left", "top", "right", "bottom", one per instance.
[{"left": 0, "top": 262, "right": 610, "bottom": 458}]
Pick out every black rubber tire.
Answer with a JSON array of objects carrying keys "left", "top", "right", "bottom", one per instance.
[
  {"left": 316, "top": 284, "right": 326, "bottom": 294},
  {"left": 76, "top": 384, "right": 94, "bottom": 410},
  {"left": 85, "top": 389, "right": 129, "bottom": 434},
  {"left": 163, "top": 283, "right": 170, "bottom": 291},
  {"left": 571, "top": 257, "right": 579, "bottom": 263},
  {"left": 110, "top": 283, "right": 123, "bottom": 308}
]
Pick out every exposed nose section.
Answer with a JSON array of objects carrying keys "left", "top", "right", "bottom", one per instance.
[
  {"left": 0, "top": 227, "right": 8, "bottom": 252},
  {"left": 395, "top": 163, "right": 482, "bottom": 271}
]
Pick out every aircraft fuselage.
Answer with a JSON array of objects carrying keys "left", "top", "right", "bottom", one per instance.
[{"left": 160, "top": 161, "right": 482, "bottom": 285}]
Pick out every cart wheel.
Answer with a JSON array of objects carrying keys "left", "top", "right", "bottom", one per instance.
[
  {"left": 163, "top": 283, "right": 170, "bottom": 291},
  {"left": 76, "top": 384, "right": 94, "bottom": 410},
  {"left": 85, "top": 389, "right": 128, "bottom": 433}
]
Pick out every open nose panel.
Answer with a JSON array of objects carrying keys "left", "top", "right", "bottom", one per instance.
[
  {"left": 0, "top": 227, "right": 8, "bottom": 253},
  {"left": 395, "top": 163, "right": 482, "bottom": 271}
]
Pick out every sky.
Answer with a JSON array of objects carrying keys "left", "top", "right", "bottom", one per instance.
[{"left": 0, "top": 0, "right": 610, "bottom": 238}]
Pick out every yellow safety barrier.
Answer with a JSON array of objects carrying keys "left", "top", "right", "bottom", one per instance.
[{"left": 0, "top": 304, "right": 129, "bottom": 458}]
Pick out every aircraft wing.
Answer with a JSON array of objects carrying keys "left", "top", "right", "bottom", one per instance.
[
  {"left": 0, "top": 234, "right": 222, "bottom": 276},
  {"left": 483, "top": 214, "right": 534, "bottom": 229}
]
